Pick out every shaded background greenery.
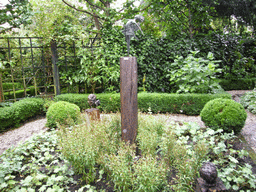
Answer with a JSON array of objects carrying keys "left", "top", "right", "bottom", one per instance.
[{"left": 0, "top": 0, "right": 256, "bottom": 96}]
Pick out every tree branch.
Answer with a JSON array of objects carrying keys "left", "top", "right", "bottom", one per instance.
[
  {"left": 84, "top": 0, "right": 106, "bottom": 12},
  {"left": 62, "top": 0, "right": 103, "bottom": 19}
]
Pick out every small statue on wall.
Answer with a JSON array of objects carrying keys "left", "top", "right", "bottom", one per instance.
[{"left": 122, "top": 15, "right": 144, "bottom": 56}]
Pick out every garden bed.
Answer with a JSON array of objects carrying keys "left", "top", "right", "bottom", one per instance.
[{"left": 1, "top": 113, "right": 256, "bottom": 191}]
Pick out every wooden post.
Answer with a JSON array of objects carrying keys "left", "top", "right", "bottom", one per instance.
[
  {"left": 120, "top": 57, "right": 138, "bottom": 144},
  {"left": 85, "top": 108, "right": 100, "bottom": 121},
  {"left": 51, "top": 40, "right": 60, "bottom": 95},
  {"left": 0, "top": 73, "right": 3, "bottom": 102}
]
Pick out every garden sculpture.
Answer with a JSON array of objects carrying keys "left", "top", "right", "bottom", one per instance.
[
  {"left": 123, "top": 15, "right": 144, "bottom": 56},
  {"left": 199, "top": 162, "right": 218, "bottom": 187},
  {"left": 196, "top": 161, "right": 227, "bottom": 192},
  {"left": 88, "top": 94, "right": 100, "bottom": 108}
]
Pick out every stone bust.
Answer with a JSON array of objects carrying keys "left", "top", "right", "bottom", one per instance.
[{"left": 88, "top": 94, "right": 100, "bottom": 108}]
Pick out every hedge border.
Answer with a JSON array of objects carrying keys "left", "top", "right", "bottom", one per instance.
[
  {"left": 55, "top": 92, "right": 232, "bottom": 115},
  {"left": 0, "top": 98, "right": 44, "bottom": 132}
]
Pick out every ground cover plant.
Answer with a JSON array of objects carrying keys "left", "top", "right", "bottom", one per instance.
[
  {"left": 241, "top": 88, "right": 256, "bottom": 115},
  {"left": 1, "top": 113, "right": 255, "bottom": 191}
]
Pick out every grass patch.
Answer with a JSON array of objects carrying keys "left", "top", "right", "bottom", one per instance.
[{"left": 1, "top": 113, "right": 256, "bottom": 191}]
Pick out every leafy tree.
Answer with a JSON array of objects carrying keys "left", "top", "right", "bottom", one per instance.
[
  {"left": 27, "top": 0, "right": 85, "bottom": 41},
  {"left": 210, "top": 0, "right": 256, "bottom": 35},
  {"left": 0, "top": 0, "right": 32, "bottom": 33},
  {"left": 61, "top": 0, "right": 150, "bottom": 33},
  {"left": 143, "top": 0, "right": 216, "bottom": 38}
]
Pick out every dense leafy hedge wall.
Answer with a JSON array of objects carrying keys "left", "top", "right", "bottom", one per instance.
[
  {"left": 55, "top": 92, "right": 231, "bottom": 115},
  {"left": 0, "top": 98, "right": 44, "bottom": 132},
  {"left": 132, "top": 34, "right": 256, "bottom": 93},
  {"left": 219, "top": 78, "right": 256, "bottom": 91},
  {"left": 100, "top": 28, "right": 256, "bottom": 93}
]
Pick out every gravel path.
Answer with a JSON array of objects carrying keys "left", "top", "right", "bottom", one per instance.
[
  {"left": 0, "top": 118, "right": 48, "bottom": 155},
  {"left": 0, "top": 90, "right": 255, "bottom": 156}
]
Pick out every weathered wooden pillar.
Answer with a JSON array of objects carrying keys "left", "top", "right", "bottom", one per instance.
[
  {"left": 51, "top": 40, "right": 60, "bottom": 95},
  {"left": 120, "top": 57, "right": 138, "bottom": 144},
  {"left": 85, "top": 108, "right": 100, "bottom": 121},
  {"left": 0, "top": 73, "right": 3, "bottom": 102}
]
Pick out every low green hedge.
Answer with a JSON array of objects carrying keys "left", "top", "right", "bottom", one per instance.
[
  {"left": 4, "top": 87, "right": 36, "bottom": 100},
  {"left": 0, "top": 98, "right": 44, "bottom": 132},
  {"left": 219, "top": 78, "right": 256, "bottom": 91},
  {"left": 55, "top": 92, "right": 232, "bottom": 115},
  {"left": 2, "top": 82, "right": 22, "bottom": 90}
]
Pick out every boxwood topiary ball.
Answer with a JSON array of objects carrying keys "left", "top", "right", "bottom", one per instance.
[
  {"left": 46, "top": 101, "right": 81, "bottom": 128},
  {"left": 200, "top": 98, "right": 247, "bottom": 134}
]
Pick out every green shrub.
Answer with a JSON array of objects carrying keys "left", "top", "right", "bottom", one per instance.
[
  {"left": 0, "top": 107, "right": 15, "bottom": 131},
  {"left": 200, "top": 98, "right": 247, "bottom": 134},
  {"left": 12, "top": 98, "right": 44, "bottom": 122},
  {"left": 169, "top": 51, "right": 222, "bottom": 94},
  {"left": 0, "top": 98, "right": 44, "bottom": 132},
  {"left": 46, "top": 101, "right": 81, "bottom": 128},
  {"left": 43, "top": 98, "right": 55, "bottom": 113}
]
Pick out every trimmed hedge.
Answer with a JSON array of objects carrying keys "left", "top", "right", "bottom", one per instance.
[
  {"left": 55, "top": 92, "right": 232, "bottom": 115},
  {"left": 4, "top": 87, "right": 36, "bottom": 100},
  {"left": 46, "top": 101, "right": 81, "bottom": 128},
  {"left": 219, "top": 78, "right": 256, "bottom": 91},
  {"left": 0, "top": 98, "right": 44, "bottom": 132},
  {"left": 2, "top": 82, "right": 22, "bottom": 90},
  {"left": 200, "top": 98, "right": 247, "bottom": 134}
]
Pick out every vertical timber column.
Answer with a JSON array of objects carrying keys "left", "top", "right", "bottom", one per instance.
[
  {"left": 0, "top": 73, "right": 3, "bottom": 102},
  {"left": 51, "top": 40, "right": 60, "bottom": 95},
  {"left": 120, "top": 57, "right": 138, "bottom": 144}
]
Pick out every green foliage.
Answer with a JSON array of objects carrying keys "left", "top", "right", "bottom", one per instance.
[
  {"left": 240, "top": 89, "right": 256, "bottom": 115},
  {"left": 0, "top": 131, "right": 83, "bottom": 191},
  {"left": 133, "top": 33, "right": 255, "bottom": 93},
  {"left": 210, "top": 0, "right": 256, "bottom": 35},
  {"left": 42, "top": 98, "right": 55, "bottom": 113},
  {"left": 0, "top": 0, "right": 32, "bottom": 33},
  {"left": 143, "top": 0, "right": 215, "bottom": 37},
  {"left": 2, "top": 82, "right": 22, "bottom": 90},
  {"left": 46, "top": 101, "right": 81, "bottom": 128},
  {"left": 4, "top": 87, "right": 37, "bottom": 100},
  {"left": 171, "top": 123, "right": 256, "bottom": 191},
  {"left": 169, "top": 51, "right": 222, "bottom": 93},
  {"left": 0, "top": 97, "right": 44, "bottom": 132},
  {"left": 137, "top": 115, "right": 165, "bottom": 156},
  {"left": 0, "top": 106, "right": 15, "bottom": 131},
  {"left": 200, "top": 98, "right": 247, "bottom": 134},
  {"left": 219, "top": 78, "right": 256, "bottom": 91},
  {"left": 58, "top": 114, "right": 122, "bottom": 183},
  {"left": 27, "top": 0, "right": 84, "bottom": 42},
  {"left": 54, "top": 93, "right": 89, "bottom": 110}
]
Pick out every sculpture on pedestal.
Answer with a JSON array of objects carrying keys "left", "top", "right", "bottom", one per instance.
[{"left": 86, "top": 94, "right": 100, "bottom": 120}]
